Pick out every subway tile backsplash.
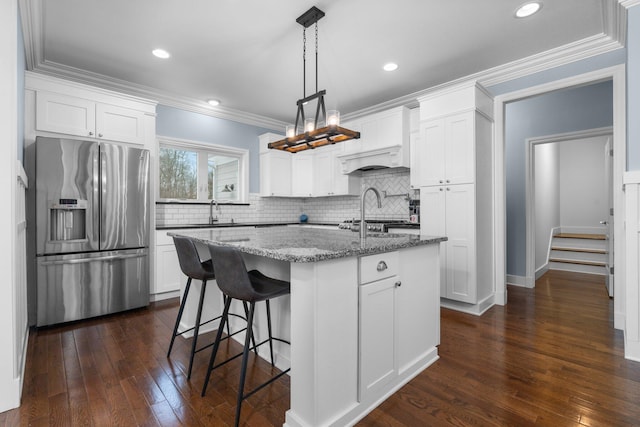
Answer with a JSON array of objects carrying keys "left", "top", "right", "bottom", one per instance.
[{"left": 156, "top": 168, "right": 419, "bottom": 226}]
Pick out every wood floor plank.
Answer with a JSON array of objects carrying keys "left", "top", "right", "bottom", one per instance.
[{"left": 7, "top": 270, "right": 640, "bottom": 426}]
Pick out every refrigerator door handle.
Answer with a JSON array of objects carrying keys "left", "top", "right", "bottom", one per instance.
[
  {"left": 92, "top": 146, "right": 101, "bottom": 246},
  {"left": 39, "top": 253, "right": 146, "bottom": 266}
]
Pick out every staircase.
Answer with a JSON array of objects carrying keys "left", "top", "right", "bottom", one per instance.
[{"left": 548, "top": 233, "right": 608, "bottom": 276}]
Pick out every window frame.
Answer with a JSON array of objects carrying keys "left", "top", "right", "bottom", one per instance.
[{"left": 156, "top": 136, "right": 249, "bottom": 203}]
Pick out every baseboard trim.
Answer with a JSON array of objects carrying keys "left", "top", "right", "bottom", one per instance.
[
  {"left": 440, "top": 294, "right": 495, "bottom": 316},
  {"left": 535, "top": 264, "right": 549, "bottom": 280},
  {"left": 624, "top": 331, "right": 640, "bottom": 362},
  {"left": 150, "top": 290, "right": 180, "bottom": 302},
  {"left": 507, "top": 274, "right": 534, "bottom": 288}
]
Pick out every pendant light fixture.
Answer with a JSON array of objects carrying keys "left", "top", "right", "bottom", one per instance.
[{"left": 268, "top": 6, "right": 360, "bottom": 153}]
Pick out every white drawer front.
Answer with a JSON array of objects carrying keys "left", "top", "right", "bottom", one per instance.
[{"left": 359, "top": 251, "right": 399, "bottom": 284}]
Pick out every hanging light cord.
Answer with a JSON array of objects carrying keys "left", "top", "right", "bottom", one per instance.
[
  {"left": 315, "top": 21, "right": 319, "bottom": 94},
  {"left": 302, "top": 27, "right": 306, "bottom": 99}
]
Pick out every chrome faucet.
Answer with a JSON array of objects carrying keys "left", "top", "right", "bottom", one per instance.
[
  {"left": 209, "top": 199, "right": 219, "bottom": 224},
  {"left": 360, "top": 186, "right": 382, "bottom": 239}
]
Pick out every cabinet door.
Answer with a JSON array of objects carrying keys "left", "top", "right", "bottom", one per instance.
[
  {"left": 36, "top": 91, "right": 96, "bottom": 137},
  {"left": 420, "top": 186, "right": 447, "bottom": 296},
  {"left": 444, "top": 112, "right": 475, "bottom": 185},
  {"left": 260, "top": 151, "right": 292, "bottom": 196},
  {"left": 419, "top": 118, "right": 446, "bottom": 187},
  {"left": 313, "top": 150, "right": 333, "bottom": 196},
  {"left": 154, "top": 244, "right": 183, "bottom": 294},
  {"left": 359, "top": 276, "right": 397, "bottom": 400},
  {"left": 444, "top": 184, "right": 476, "bottom": 303},
  {"left": 96, "top": 103, "right": 146, "bottom": 145},
  {"left": 396, "top": 244, "right": 440, "bottom": 374},
  {"left": 409, "top": 129, "right": 421, "bottom": 189},
  {"left": 292, "top": 153, "right": 314, "bottom": 197}
]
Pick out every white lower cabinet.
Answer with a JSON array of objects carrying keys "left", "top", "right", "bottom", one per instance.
[
  {"left": 154, "top": 230, "right": 183, "bottom": 295},
  {"left": 358, "top": 246, "right": 440, "bottom": 402},
  {"left": 359, "top": 276, "right": 397, "bottom": 398},
  {"left": 359, "top": 251, "right": 400, "bottom": 400},
  {"left": 421, "top": 184, "right": 476, "bottom": 303}
]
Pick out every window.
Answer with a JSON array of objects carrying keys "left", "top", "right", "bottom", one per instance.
[{"left": 158, "top": 137, "right": 248, "bottom": 202}]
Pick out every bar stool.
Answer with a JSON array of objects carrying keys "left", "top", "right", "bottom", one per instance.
[
  {"left": 201, "top": 243, "right": 291, "bottom": 427},
  {"left": 168, "top": 236, "right": 255, "bottom": 379}
]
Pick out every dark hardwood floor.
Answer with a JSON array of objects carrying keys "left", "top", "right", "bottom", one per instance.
[{"left": 2, "top": 270, "right": 639, "bottom": 426}]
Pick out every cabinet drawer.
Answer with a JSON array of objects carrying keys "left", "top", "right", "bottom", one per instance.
[{"left": 359, "top": 251, "right": 399, "bottom": 284}]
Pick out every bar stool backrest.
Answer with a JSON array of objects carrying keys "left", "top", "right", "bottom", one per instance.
[
  {"left": 207, "top": 244, "right": 256, "bottom": 301},
  {"left": 172, "top": 236, "right": 213, "bottom": 280}
]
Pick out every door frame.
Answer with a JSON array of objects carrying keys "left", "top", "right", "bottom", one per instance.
[
  {"left": 493, "top": 64, "right": 626, "bottom": 331},
  {"left": 525, "top": 127, "right": 614, "bottom": 287}
]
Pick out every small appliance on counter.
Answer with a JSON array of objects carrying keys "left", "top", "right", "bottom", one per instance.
[
  {"left": 409, "top": 199, "right": 420, "bottom": 223},
  {"left": 30, "top": 137, "right": 150, "bottom": 326}
]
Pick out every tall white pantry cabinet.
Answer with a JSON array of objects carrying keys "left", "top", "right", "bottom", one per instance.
[{"left": 417, "top": 81, "right": 495, "bottom": 315}]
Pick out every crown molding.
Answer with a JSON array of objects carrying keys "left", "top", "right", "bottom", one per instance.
[
  {"left": 20, "top": 0, "right": 629, "bottom": 128},
  {"left": 344, "top": 31, "right": 623, "bottom": 121},
  {"left": 620, "top": 0, "right": 640, "bottom": 7},
  {"left": 31, "top": 59, "right": 286, "bottom": 131}
]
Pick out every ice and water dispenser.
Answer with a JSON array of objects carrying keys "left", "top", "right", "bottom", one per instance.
[{"left": 49, "top": 198, "right": 88, "bottom": 242}]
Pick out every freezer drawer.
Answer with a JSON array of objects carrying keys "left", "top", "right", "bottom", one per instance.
[{"left": 36, "top": 248, "right": 149, "bottom": 326}]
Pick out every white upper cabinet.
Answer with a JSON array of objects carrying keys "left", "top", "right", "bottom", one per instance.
[
  {"left": 416, "top": 81, "right": 493, "bottom": 188},
  {"left": 35, "top": 91, "right": 96, "bottom": 137},
  {"left": 260, "top": 133, "right": 292, "bottom": 197},
  {"left": 292, "top": 152, "right": 314, "bottom": 197},
  {"left": 260, "top": 134, "right": 360, "bottom": 198},
  {"left": 28, "top": 74, "right": 155, "bottom": 146},
  {"left": 313, "top": 145, "right": 361, "bottom": 197},
  {"left": 95, "top": 103, "right": 147, "bottom": 144},
  {"left": 418, "top": 111, "right": 475, "bottom": 187}
]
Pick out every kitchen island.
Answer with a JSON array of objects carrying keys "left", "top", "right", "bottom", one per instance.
[{"left": 169, "top": 226, "right": 446, "bottom": 427}]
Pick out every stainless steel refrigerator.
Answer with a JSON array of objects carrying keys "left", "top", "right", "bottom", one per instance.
[{"left": 34, "top": 137, "right": 150, "bottom": 326}]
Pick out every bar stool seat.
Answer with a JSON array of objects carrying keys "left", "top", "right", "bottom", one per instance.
[
  {"left": 168, "top": 236, "right": 255, "bottom": 379},
  {"left": 202, "top": 243, "right": 291, "bottom": 427}
]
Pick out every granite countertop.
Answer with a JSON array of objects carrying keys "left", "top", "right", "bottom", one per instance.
[{"left": 168, "top": 227, "right": 446, "bottom": 263}]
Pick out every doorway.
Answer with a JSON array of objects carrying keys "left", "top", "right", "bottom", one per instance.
[
  {"left": 493, "top": 65, "right": 626, "bottom": 330},
  {"left": 526, "top": 128, "right": 614, "bottom": 296}
]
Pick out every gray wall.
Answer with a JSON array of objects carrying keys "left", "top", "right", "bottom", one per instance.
[
  {"left": 155, "top": 105, "right": 273, "bottom": 194},
  {"left": 502, "top": 81, "right": 613, "bottom": 277}
]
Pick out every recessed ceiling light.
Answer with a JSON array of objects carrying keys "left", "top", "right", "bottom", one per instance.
[
  {"left": 152, "top": 48, "right": 170, "bottom": 59},
  {"left": 207, "top": 99, "right": 220, "bottom": 107},
  {"left": 383, "top": 62, "right": 398, "bottom": 72},
  {"left": 515, "top": 2, "right": 542, "bottom": 18}
]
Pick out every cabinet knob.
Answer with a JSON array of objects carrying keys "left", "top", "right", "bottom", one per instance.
[
  {"left": 446, "top": 187, "right": 450, "bottom": 191},
  {"left": 439, "top": 188, "right": 443, "bottom": 191},
  {"left": 89, "top": 131, "right": 94, "bottom": 136},
  {"left": 446, "top": 179, "right": 450, "bottom": 183},
  {"left": 395, "top": 281, "right": 402, "bottom": 287},
  {"left": 439, "top": 180, "right": 443, "bottom": 184},
  {"left": 98, "top": 133, "right": 103, "bottom": 138},
  {"left": 376, "top": 261, "right": 388, "bottom": 272}
]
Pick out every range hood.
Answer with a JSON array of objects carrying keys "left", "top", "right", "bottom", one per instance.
[{"left": 336, "top": 145, "right": 405, "bottom": 174}]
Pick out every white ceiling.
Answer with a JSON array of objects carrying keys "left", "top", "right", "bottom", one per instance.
[{"left": 20, "top": 0, "right": 625, "bottom": 129}]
